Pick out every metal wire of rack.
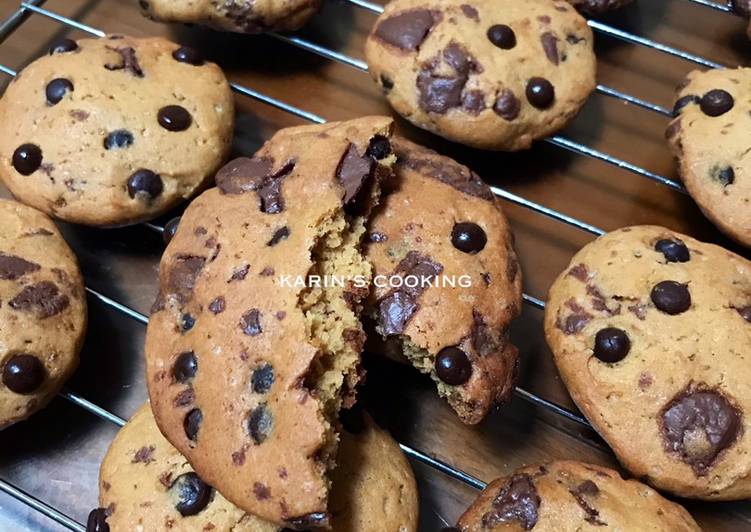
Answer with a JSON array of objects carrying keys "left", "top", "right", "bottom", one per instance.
[{"left": 0, "top": 0, "right": 740, "bottom": 530}]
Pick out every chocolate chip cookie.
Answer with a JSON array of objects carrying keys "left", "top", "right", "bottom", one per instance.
[
  {"left": 364, "top": 0, "right": 596, "bottom": 151},
  {"left": 566, "top": 0, "right": 632, "bottom": 14},
  {"left": 145, "top": 116, "right": 395, "bottom": 528},
  {"left": 0, "top": 35, "right": 233, "bottom": 227},
  {"left": 667, "top": 68, "right": 751, "bottom": 247},
  {"left": 545, "top": 225, "right": 751, "bottom": 499},
  {"left": 0, "top": 199, "right": 86, "bottom": 429},
  {"left": 139, "top": 0, "right": 320, "bottom": 33},
  {"left": 455, "top": 460, "right": 700, "bottom": 531},
  {"left": 365, "top": 137, "right": 522, "bottom": 424}
]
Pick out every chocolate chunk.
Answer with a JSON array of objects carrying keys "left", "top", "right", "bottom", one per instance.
[
  {"left": 435, "top": 346, "right": 472, "bottom": 385},
  {"left": 493, "top": 89, "right": 520, "bottom": 120},
  {"left": 336, "top": 143, "right": 376, "bottom": 211},
  {"left": 127, "top": 169, "right": 163, "bottom": 200},
  {"left": 461, "top": 4, "right": 478, "bottom": 19},
  {"left": 593, "top": 327, "right": 630, "bottom": 363},
  {"left": 417, "top": 43, "right": 477, "bottom": 114},
  {"left": 651, "top": 281, "right": 690, "bottom": 315},
  {"left": 248, "top": 403, "right": 273, "bottom": 444},
  {"left": 569, "top": 480, "right": 606, "bottom": 526},
  {"left": 736, "top": 306, "right": 751, "bottom": 323},
  {"left": 366, "top": 135, "right": 392, "bottom": 160},
  {"left": 184, "top": 408, "right": 202, "bottom": 441},
  {"left": 540, "top": 32, "right": 559, "bottom": 65},
  {"left": 104, "top": 46, "right": 143, "bottom": 77},
  {"left": 104, "top": 129, "right": 134, "bottom": 150},
  {"left": 253, "top": 482, "right": 271, "bottom": 500},
  {"left": 451, "top": 222, "right": 487, "bottom": 254},
  {"left": 45, "top": 78, "right": 73, "bottom": 105},
  {"left": 711, "top": 165, "right": 735, "bottom": 186},
  {"left": 567, "top": 263, "right": 589, "bottom": 282},
  {"left": 209, "top": 296, "right": 225, "bottom": 314},
  {"left": 173, "top": 351, "right": 197, "bottom": 383},
  {"left": 654, "top": 238, "right": 690, "bottom": 263},
  {"left": 267, "top": 226, "right": 290, "bottom": 247},
  {"left": 462, "top": 90, "right": 486, "bottom": 114},
  {"left": 700, "top": 89, "right": 733, "bottom": 117},
  {"left": 158, "top": 105, "right": 192, "bottom": 132},
  {"left": 215, "top": 157, "right": 294, "bottom": 214},
  {"left": 251, "top": 363, "right": 274, "bottom": 394},
  {"left": 374, "top": 9, "right": 436, "bottom": 51},
  {"left": 172, "top": 472, "right": 212, "bottom": 516},
  {"left": 12, "top": 144, "right": 42, "bottom": 175},
  {"left": 557, "top": 299, "right": 592, "bottom": 335},
  {"left": 86, "top": 508, "right": 109, "bottom": 532},
  {"left": 181, "top": 313, "right": 195, "bottom": 331},
  {"left": 132, "top": 445, "right": 156, "bottom": 464},
  {"left": 2, "top": 354, "right": 45, "bottom": 394},
  {"left": 377, "top": 251, "right": 443, "bottom": 335},
  {"left": 174, "top": 388, "right": 195, "bottom": 407},
  {"left": 284, "top": 513, "right": 329, "bottom": 530},
  {"left": 172, "top": 46, "right": 204, "bottom": 66},
  {"left": 230, "top": 265, "right": 250, "bottom": 282},
  {"left": 50, "top": 38, "right": 78, "bottom": 55},
  {"left": 0, "top": 253, "right": 40, "bottom": 280},
  {"left": 163, "top": 216, "right": 180, "bottom": 245},
  {"left": 167, "top": 255, "right": 205, "bottom": 304},
  {"left": 526, "top": 77, "right": 555, "bottom": 109},
  {"left": 9, "top": 281, "right": 69, "bottom": 318},
  {"left": 240, "top": 309, "right": 262, "bottom": 336},
  {"left": 661, "top": 386, "right": 741, "bottom": 475},
  {"left": 481, "top": 474, "right": 540, "bottom": 530},
  {"left": 487, "top": 24, "right": 516, "bottom": 49},
  {"left": 673, "top": 95, "right": 699, "bottom": 117}
]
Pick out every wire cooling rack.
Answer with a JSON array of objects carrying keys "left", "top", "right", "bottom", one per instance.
[{"left": 0, "top": 0, "right": 747, "bottom": 530}]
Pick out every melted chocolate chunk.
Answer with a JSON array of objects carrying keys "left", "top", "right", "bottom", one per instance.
[
  {"left": 655, "top": 238, "right": 690, "bottom": 263},
  {"left": 172, "top": 46, "right": 204, "bottom": 65},
  {"left": 8, "top": 281, "right": 69, "bottom": 318},
  {"left": 240, "top": 309, "right": 262, "bottom": 336},
  {"left": 540, "top": 32, "right": 559, "bottom": 65},
  {"left": 127, "top": 169, "right": 163, "bottom": 200},
  {"left": 593, "top": 327, "right": 630, "bottom": 363},
  {"left": 700, "top": 89, "right": 733, "bottom": 117},
  {"left": 556, "top": 299, "right": 592, "bottom": 335},
  {"left": 481, "top": 474, "right": 540, "bottom": 530},
  {"left": 50, "top": 38, "right": 78, "bottom": 55},
  {"left": 251, "top": 363, "right": 274, "bottom": 394},
  {"left": 435, "top": 346, "right": 472, "bottom": 385},
  {"left": 86, "top": 508, "right": 109, "bottom": 532},
  {"left": 651, "top": 281, "right": 691, "bottom": 315},
  {"left": 0, "top": 253, "right": 40, "bottom": 280},
  {"left": 248, "top": 403, "right": 273, "bottom": 444},
  {"left": 158, "top": 105, "right": 192, "bottom": 132},
  {"left": 104, "top": 129, "right": 134, "bottom": 150},
  {"left": 45, "top": 78, "right": 73, "bottom": 105},
  {"left": 12, "top": 144, "right": 43, "bottom": 175},
  {"left": 493, "top": 89, "right": 520, "bottom": 120},
  {"left": 569, "top": 480, "right": 606, "bottom": 526},
  {"left": 173, "top": 351, "right": 197, "bottom": 383},
  {"left": 471, "top": 310, "right": 497, "bottom": 357},
  {"left": 172, "top": 472, "right": 212, "bottom": 516},
  {"left": 336, "top": 143, "right": 375, "bottom": 212},
  {"left": 184, "top": 408, "right": 202, "bottom": 441},
  {"left": 104, "top": 46, "right": 143, "bottom": 77},
  {"left": 2, "top": 354, "right": 45, "bottom": 394},
  {"left": 374, "top": 9, "right": 436, "bottom": 50},
  {"left": 661, "top": 386, "right": 741, "bottom": 475},
  {"left": 166, "top": 255, "right": 205, "bottom": 304},
  {"left": 417, "top": 42, "right": 478, "bottom": 114},
  {"left": 209, "top": 296, "right": 225, "bottom": 314},
  {"left": 215, "top": 157, "right": 294, "bottom": 214},
  {"left": 462, "top": 89, "right": 486, "bottom": 114}
]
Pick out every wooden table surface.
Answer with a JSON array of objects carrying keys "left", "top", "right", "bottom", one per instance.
[{"left": 0, "top": 0, "right": 748, "bottom": 530}]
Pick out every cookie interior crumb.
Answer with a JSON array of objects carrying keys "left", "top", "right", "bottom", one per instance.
[{"left": 400, "top": 336, "right": 462, "bottom": 407}]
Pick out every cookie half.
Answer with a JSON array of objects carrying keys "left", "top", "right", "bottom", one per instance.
[
  {"left": 145, "top": 117, "right": 395, "bottom": 527},
  {"left": 364, "top": 0, "right": 596, "bottom": 151},
  {"left": 0, "top": 199, "right": 87, "bottom": 429},
  {"left": 0, "top": 35, "right": 234, "bottom": 226},
  {"left": 366, "top": 137, "right": 522, "bottom": 424},
  {"left": 455, "top": 460, "right": 700, "bottom": 531},
  {"left": 545, "top": 226, "right": 751, "bottom": 499},
  {"left": 139, "top": 0, "right": 321, "bottom": 33},
  {"left": 667, "top": 68, "right": 751, "bottom": 247}
]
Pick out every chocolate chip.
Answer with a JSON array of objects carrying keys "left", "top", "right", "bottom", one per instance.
[
  {"left": 173, "top": 351, "right": 197, "bottom": 383},
  {"left": 435, "top": 347, "right": 472, "bottom": 385},
  {"left": 593, "top": 327, "right": 630, "bottom": 363},
  {"left": 184, "top": 408, "right": 202, "bottom": 441},
  {"left": 366, "top": 135, "right": 391, "bottom": 159},
  {"left": 673, "top": 95, "right": 699, "bottom": 117},
  {"left": 451, "top": 222, "right": 487, "bottom": 254},
  {"left": 49, "top": 38, "right": 78, "bottom": 55},
  {"left": 85, "top": 508, "right": 109, "bottom": 532},
  {"left": 127, "top": 169, "right": 163, "bottom": 200},
  {"left": 268, "top": 226, "right": 290, "bottom": 246},
  {"left": 163, "top": 216, "right": 180, "bottom": 245},
  {"left": 248, "top": 403, "right": 273, "bottom": 444},
  {"left": 493, "top": 89, "right": 520, "bottom": 120},
  {"left": 251, "top": 363, "right": 274, "bottom": 393},
  {"left": 181, "top": 313, "right": 195, "bottom": 331},
  {"left": 374, "top": 9, "right": 436, "bottom": 50},
  {"left": 526, "top": 77, "right": 555, "bottom": 109},
  {"left": 209, "top": 296, "right": 225, "bottom": 314},
  {"left": 104, "top": 129, "right": 134, "bottom": 150},
  {"left": 9, "top": 281, "right": 69, "bottom": 318},
  {"left": 0, "top": 253, "right": 40, "bottom": 280},
  {"left": 240, "top": 309, "right": 262, "bottom": 336},
  {"left": 158, "top": 105, "right": 192, "bottom": 131},
  {"left": 487, "top": 24, "right": 516, "bottom": 49},
  {"left": 540, "top": 32, "right": 559, "bottom": 65},
  {"left": 12, "top": 144, "right": 42, "bottom": 175},
  {"left": 172, "top": 46, "right": 204, "bottom": 65},
  {"left": 736, "top": 306, "right": 751, "bottom": 323},
  {"left": 661, "top": 387, "right": 741, "bottom": 474},
  {"left": 711, "top": 165, "right": 735, "bottom": 186},
  {"left": 700, "top": 89, "right": 733, "bottom": 117},
  {"left": 2, "top": 354, "right": 45, "bottom": 394},
  {"left": 481, "top": 474, "right": 540, "bottom": 529},
  {"left": 655, "top": 238, "right": 690, "bottom": 263},
  {"left": 651, "top": 281, "right": 691, "bottom": 315},
  {"left": 45, "top": 78, "right": 73, "bottom": 105},
  {"left": 172, "top": 472, "right": 212, "bottom": 516}
]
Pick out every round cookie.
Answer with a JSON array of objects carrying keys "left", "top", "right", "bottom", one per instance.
[
  {"left": 139, "top": 0, "right": 321, "bottom": 33},
  {"left": 544, "top": 226, "right": 751, "bottom": 500},
  {"left": 566, "top": 0, "right": 632, "bottom": 14},
  {"left": 364, "top": 0, "right": 596, "bottom": 151},
  {"left": 455, "top": 460, "right": 700, "bottom": 531},
  {"left": 365, "top": 137, "right": 522, "bottom": 424},
  {"left": 0, "top": 199, "right": 86, "bottom": 429},
  {"left": 0, "top": 35, "right": 234, "bottom": 227},
  {"left": 666, "top": 68, "right": 751, "bottom": 247},
  {"left": 145, "top": 117, "right": 395, "bottom": 528}
]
